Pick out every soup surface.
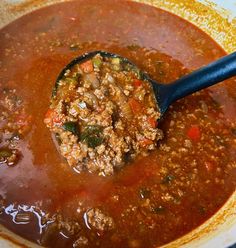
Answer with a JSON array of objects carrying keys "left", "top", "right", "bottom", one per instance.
[{"left": 0, "top": 0, "right": 236, "bottom": 247}]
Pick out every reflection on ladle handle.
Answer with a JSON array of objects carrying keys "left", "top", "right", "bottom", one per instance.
[{"left": 157, "top": 51, "right": 236, "bottom": 114}]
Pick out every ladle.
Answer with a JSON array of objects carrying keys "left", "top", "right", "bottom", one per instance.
[{"left": 54, "top": 51, "right": 236, "bottom": 119}]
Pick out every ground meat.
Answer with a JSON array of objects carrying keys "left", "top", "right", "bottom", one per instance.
[
  {"left": 41, "top": 214, "right": 81, "bottom": 245},
  {"left": 86, "top": 208, "right": 114, "bottom": 231},
  {"left": 45, "top": 53, "right": 163, "bottom": 175},
  {"left": 73, "top": 236, "right": 88, "bottom": 247},
  {"left": 0, "top": 88, "right": 26, "bottom": 166}
]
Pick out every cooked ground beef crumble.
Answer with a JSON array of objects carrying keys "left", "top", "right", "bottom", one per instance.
[
  {"left": 0, "top": 87, "right": 30, "bottom": 166},
  {"left": 86, "top": 208, "right": 114, "bottom": 231},
  {"left": 45, "top": 54, "right": 163, "bottom": 175}
]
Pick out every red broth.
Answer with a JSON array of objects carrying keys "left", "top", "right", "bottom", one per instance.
[{"left": 0, "top": 0, "right": 236, "bottom": 247}]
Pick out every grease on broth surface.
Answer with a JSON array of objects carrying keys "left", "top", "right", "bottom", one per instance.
[{"left": 0, "top": 0, "right": 236, "bottom": 247}]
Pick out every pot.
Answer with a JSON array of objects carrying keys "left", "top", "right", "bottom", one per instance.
[{"left": 0, "top": 0, "right": 235, "bottom": 247}]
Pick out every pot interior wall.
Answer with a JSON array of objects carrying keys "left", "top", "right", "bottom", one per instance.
[{"left": 0, "top": 0, "right": 235, "bottom": 247}]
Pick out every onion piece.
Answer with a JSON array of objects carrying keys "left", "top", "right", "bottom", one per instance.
[
  {"left": 84, "top": 73, "right": 100, "bottom": 89},
  {"left": 83, "top": 92, "right": 98, "bottom": 107},
  {"left": 113, "top": 90, "right": 132, "bottom": 120},
  {"left": 107, "top": 75, "right": 115, "bottom": 83},
  {"left": 104, "top": 73, "right": 132, "bottom": 119},
  {"left": 121, "top": 102, "right": 133, "bottom": 119}
]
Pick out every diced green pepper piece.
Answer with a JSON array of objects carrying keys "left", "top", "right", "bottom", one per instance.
[
  {"left": 65, "top": 77, "right": 77, "bottom": 85},
  {"left": 111, "top": 58, "right": 122, "bottom": 71},
  {"left": 111, "top": 58, "right": 120, "bottom": 65},
  {"left": 62, "top": 122, "right": 79, "bottom": 136},
  {"left": 92, "top": 57, "right": 102, "bottom": 68}
]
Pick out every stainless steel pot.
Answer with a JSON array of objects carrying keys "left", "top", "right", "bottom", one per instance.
[{"left": 0, "top": 0, "right": 235, "bottom": 247}]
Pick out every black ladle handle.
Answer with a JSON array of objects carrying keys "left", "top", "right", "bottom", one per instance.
[{"left": 157, "top": 52, "right": 236, "bottom": 114}]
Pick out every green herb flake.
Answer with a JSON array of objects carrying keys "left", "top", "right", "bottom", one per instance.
[
  {"left": 80, "top": 125, "right": 104, "bottom": 148},
  {"left": 198, "top": 206, "right": 207, "bottom": 215},
  {"left": 86, "top": 136, "right": 103, "bottom": 148},
  {"left": 161, "top": 174, "right": 175, "bottom": 185},
  {"left": 135, "top": 69, "right": 143, "bottom": 80},
  {"left": 151, "top": 205, "right": 165, "bottom": 214},
  {"left": 72, "top": 72, "right": 81, "bottom": 80},
  {"left": 139, "top": 188, "right": 151, "bottom": 199},
  {"left": 62, "top": 122, "right": 79, "bottom": 136}
]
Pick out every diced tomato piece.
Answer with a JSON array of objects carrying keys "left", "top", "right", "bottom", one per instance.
[
  {"left": 128, "top": 98, "right": 142, "bottom": 114},
  {"left": 53, "top": 115, "right": 63, "bottom": 125},
  {"left": 139, "top": 138, "right": 153, "bottom": 147},
  {"left": 133, "top": 79, "right": 142, "bottom": 88},
  {"left": 44, "top": 109, "right": 53, "bottom": 119},
  {"left": 148, "top": 117, "right": 157, "bottom": 128},
  {"left": 44, "top": 109, "right": 63, "bottom": 127},
  {"left": 80, "top": 60, "right": 93, "bottom": 73},
  {"left": 187, "top": 125, "right": 201, "bottom": 141}
]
